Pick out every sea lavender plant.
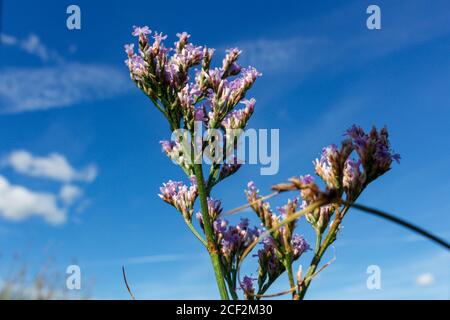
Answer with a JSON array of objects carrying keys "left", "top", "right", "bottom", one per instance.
[
  {"left": 125, "top": 26, "right": 261, "bottom": 299},
  {"left": 125, "top": 26, "right": 400, "bottom": 300}
]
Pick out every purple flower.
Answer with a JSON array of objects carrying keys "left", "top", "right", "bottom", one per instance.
[
  {"left": 255, "top": 236, "right": 284, "bottom": 279},
  {"left": 299, "top": 174, "right": 314, "bottom": 185},
  {"left": 213, "top": 218, "right": 228, "bottom": 234},
  {"left": 159, "top": 140, "right": 174, "bottom": 153},
  {"left": 221, "top": 98, "right": 255, "bottom": 129},
  {"left": 291, "top": 234, "right": 310, "bottom": 259},
  {"left": 124, "top": 43, "right": 134, "bottom": 57},
  {"left": 158, "top": 179, "right": 198, "bottom": 220},
  {"left": 343, "top": 158, "right": 364, "bottom": 198},
  {"left": 240, "top": 276, "right": 256, "bottom": 298},
  {"left": 175, "top": 32, "right": 190, "bottom": 52},
  {"left": 126, "top": 55, "right": 146, "bottom": 80},
  {"left": 345, "top": 125, "right": 400, "bottom": 182},
  {"left": 196, "top": 198, "right": 223, "bottom": 230},
  {"left": 313, "top": 144, "right": 340, "bottom": 189},
  {"left": 152, "top": 31, "right": 167, "bottom": 43},
  {"left": 219, "top": 156, "right": 242, "bottom": 180},
  {"left": 222, "top": 48, "right": 242, "bottom": 77},
  {"left": 158, "top": 139, "right": 192, "bottom": 173},
  {"left": 277, "top": 197, "right": 299, "bottom": 218},
  {"left": 241, "top": 67, "right": 262, "bottom": 87},
  {"left": 132, "top": 25, "right": 151, "bottom": 37},
  {"left": 194, "top": 108, "right": 207, "bottom": 121},
  {"left": 214, "top": 218, "right": 260, "bottom": 260},
  {"left": 245, "top": 181, "right": 259, "bottom": 199},
  {"left": 208, "top": 198, "right": 222, "bottom": 216}
]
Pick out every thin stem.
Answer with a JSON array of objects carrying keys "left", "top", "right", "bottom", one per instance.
[
  {"left": 298, "top": 206, "right": 348, "bottom": 299},
  {"left": 225, "top": 273, "right": 239, "bottom": 300},
  {"left": 193, "top": 163, "right": 229, "bottom": 300},
  {"left": 223, "top": 191, "right": 280, "bottom": 216},
  {"left": 348, "top": 202, "right": 450, "bottom": 250},
  {"left": 285, "top": 257, "right": 298, "bottom": 299},
  {"left": 314, "top": 232, "right": 322, "bottom": 255},
  {"left": 121, "top": 266, "right": 136, "bottom": 300},
  {"left": 183, "top": 217, "right": 207, "bottom": 247}
]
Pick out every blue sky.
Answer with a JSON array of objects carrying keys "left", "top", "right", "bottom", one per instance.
[{"left": 0, "top": 0, "right": 449, "bottom": 299}]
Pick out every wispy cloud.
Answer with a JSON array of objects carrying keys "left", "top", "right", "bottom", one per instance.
[
  {"left": 1, "top": 33, "right": 63, "bottom": 63},
  {"left": 236, "top": 36, "right": 329, "bottom": 75},
  {"left": 59, "top": 184, "right": 83, "bottom": 206},
  {"left": 89, "top": 253, "right": 203, "bottom": 268},
  {"left": 234, "top": 1, "right": 450, "bottom": 78},
  {"left": 0, "top": 175, "right": 66, "bottom": 224},
  {"left": 0, "top": 63, "right": 131, "bottom": 113},
  {"left": 0, "top": 33, "right": 132, "bottom": 114},
  {"left": 2, "top": 150, "right": 97, "bottom": 183}
]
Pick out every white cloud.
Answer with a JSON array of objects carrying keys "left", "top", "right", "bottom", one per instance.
[
  {"left": 3, "top": 150, "right": 97, "bottom": 183},
  {"left": 236, "top": 37, "right": 329, "bottom": 74},
  {"left": 0, "top": 33, "right": 17, "bottom": 45},
  {"left": 1, "top": 33, "right": 63, "bottom": 63},
  {"left": 0, "top": 63, "right": 131, "bottom": 113},
  {"left": 0, "top": 33, "right": 132, "bottom": 113},
  {"left": 59, "top": 184, "right": 83, "bottom": 205},
  {"left": 416, "top": 273, "right": 435, "bottom": 287},
  {"left": 88, "top": 253, "right": 202, "bottom": 268},
  {"left": 0, "top": 175, "right": 66, "bottom": 224}
]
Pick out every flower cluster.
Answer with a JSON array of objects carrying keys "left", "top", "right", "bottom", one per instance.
[
  {"left": 273, "top": 125, "right": 400, "bottom": 234},
  {"left": 212, "top": 218, "right": 260, "bottom": 273},
  {"left": 345, "top": 125, "right": 400, "bottom": 184},
  {"left": 196, "top": 197, "right": 223, "bottom": 229},
  {"left": 218, "top": 158, "right": 242, "bottom": 181},
  {"left": 158, "top": 177, "right": 198, "bottom": 220},
  {"left": 221, "top": 99, "right": 256, "bottom": 130},
  {"left": 255, "top": 233, "right": 310, "bottom": 291},
  {"left": 245, "top": 181, "right": 310, "bottom": 293},
  {"left": 160, "top": 139, "right": 193, "bottom": 175},
  {"left": 240, "top": 276, "right": 256, "bottom": 300},
  {"left": 125, "top": 26, "right": 261, "bottom": 131},
  {"left": 195, "top": 198, "right": 261, "bottom": 275},
  {"left": 289, "top": 175, "right": 335, "bottom": 233}
]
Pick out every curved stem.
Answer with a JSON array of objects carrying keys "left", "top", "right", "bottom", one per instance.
[
  {"left": 348, "top": 202, "right": 450, "bottom": 250},
  {"left": 183, "top": 218, "right": 207, "bottom": 247},
  {"left": 193, "top": 163, "right": 229, "bottom": 300}
]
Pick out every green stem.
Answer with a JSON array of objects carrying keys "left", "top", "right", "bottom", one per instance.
[
  {"left": 193, "top": 163, "right": 229, "bottom": 300},
  {"left": 298, "top": 205, "right": 349, "bottom": 300},
  {"left": 183, "top": 217, "right": 208, "bottom": 247},
  {"left": 314, "top": 231, "right": 322, "bottom": 255},
  {"left": 285, "top": 257, "right": 298, "bottom": 299},
  {"left": 225, "top": 273, "right": 239, "bottom": 300}
]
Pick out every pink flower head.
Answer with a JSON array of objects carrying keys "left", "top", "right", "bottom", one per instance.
[{"left": 132, "top": 25, "right": 151, "bottom": 37}]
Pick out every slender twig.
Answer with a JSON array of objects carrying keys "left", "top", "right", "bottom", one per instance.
[
  {"left": 225, "top": 188, "right": 450, "bottom": 250},
  {"left": 255, "top": 287, "right": 296, "bottom": 299},
  {"left": 302, "top": 247, "right": 336, "bottom": 284},
  {"left": 346, "top": 202, "right": 450, "bottom": 250},
  {"left": 223, "top": 191, "right": 280, "bottom": 216},
  {"left": 122, "top": 266, "right": 136, "bottom": 300},
  {"left": 236, "top": 199, "right": 329, "bottom": 292},
  {"left": 183, "top": 218, "right": 208, "bottom": 247}
]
